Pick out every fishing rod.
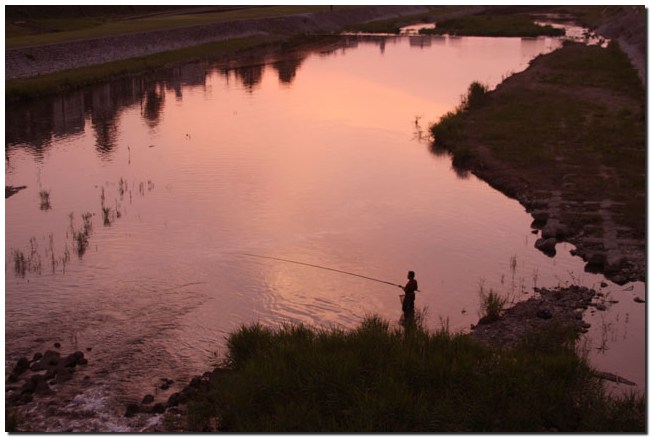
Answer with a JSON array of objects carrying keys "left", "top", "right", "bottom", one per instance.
[{"left": 240, "top": 253, "right": 419, "bottom": 291}]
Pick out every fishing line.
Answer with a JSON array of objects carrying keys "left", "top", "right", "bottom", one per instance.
[{"left": 240, "top": 253, "right": 419, "bottom": 291}]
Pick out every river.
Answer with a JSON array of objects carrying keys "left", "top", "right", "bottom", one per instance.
[{"left": 5, "top": 31, "right": 645, "bottom": 431}]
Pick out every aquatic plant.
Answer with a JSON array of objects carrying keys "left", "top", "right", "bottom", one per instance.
[
  {"left": 69, "top": 212, "right": 93, "bottom": 258},
  {"left": 102, "top": 206, "right": 112, "bottom": 226},
  {"left": 13, "top": 250, "right": 27, "bottom": 277},
  {"left": 39, "top": 189, "right": 51, "bottom": 210},
  {"left": 478, "top": 281, "right": 508, "bottom": 323},
  {"left": 460, "top": 81, "right": 489, "bottom": 111},
  {"left": 73, "top": 230, "right": 89, "bottom": 257}
]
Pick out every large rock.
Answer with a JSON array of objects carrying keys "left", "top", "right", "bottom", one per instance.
[
  {"left": 541, "top": 218, "right": 568, "bottom": 239},
  {"left": 62, "top": 351, "right": 86, "bottom": 368},
  {"left": 605, "top": 250, "right": 625, "bottom": 274},
  {"left": 30, "top": 350, "right": 61, "bottom": 372},
  {"left": 535, "top": 237, "right": 557, "bottom": 256},
  {"left": 12, "top": 357, "right": 30, "bottom": 376}
]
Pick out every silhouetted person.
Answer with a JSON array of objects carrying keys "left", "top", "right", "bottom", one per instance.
[{"left": 401, "top": 271, "right": 418, "bottom": 322}]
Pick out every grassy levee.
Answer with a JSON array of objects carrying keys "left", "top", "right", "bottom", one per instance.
[
  {"left": 430, "top": 40, "right": 645, "bottom": 241},
  {"left": 5, "top": 37, "right": 272, "bottom": 103},
  {"left": 5, "top": 6, "right": 337, "bottom": 49},
  {"left": 183, "top": 316, "right": 644, "bottom": 432}
]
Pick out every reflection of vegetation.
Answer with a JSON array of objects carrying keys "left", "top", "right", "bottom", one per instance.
[
  {"left": 92, "top": 114, "right": 119, "bottom": 156},
  {"left": 70, "top": 212, "right": 93, "bottom": 258},
  {"left": 142, "top": 86, "right": 165, "bottom": 127},
  {"left": 185, "top": 316, "right": 645, "bottom": 432},
  {"left": 7, "top": 37, "right": 265, "bottom": 102},
  {"left": 271, "top": 57, "right": 304, "bottom": 84}
]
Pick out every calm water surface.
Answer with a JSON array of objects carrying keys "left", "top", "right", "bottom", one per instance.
[{"left": 5, "top": 34, "right": 645, "bottom": 431}]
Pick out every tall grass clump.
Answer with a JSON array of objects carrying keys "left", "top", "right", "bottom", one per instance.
[
  {"left": 462, "top": 81, "right": 489, "bottom": 110},
  {"left": 430, "top": 81, "right": 488, "bottom": 167},
  {"left": 39, "top": 189, "right": 51, "bottom": 210},
  {"left": 186, "top": 315, "right": 645, "bottom": 432},
  {"left": 478, "top": 283, "right": 508, "bottom": 324},
  {"left": 69, "top": 212, "right": 93, "bottom": 257}
]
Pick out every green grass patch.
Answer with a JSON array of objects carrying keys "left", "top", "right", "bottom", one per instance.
[
  {"left": 424, "top": 13, "right": 565, "bottom": 37},
  {"left": 343, "top": 6, "right": 471, "bottom": 34},
  {"left": 5, "top": 36, "right": 268, "bottom": 102},
  {"left": 186, "top": 316, "right": 644, "bottom": 432},
  {"left": 6, "top": 6, "right": 338, "bottom": 49}
]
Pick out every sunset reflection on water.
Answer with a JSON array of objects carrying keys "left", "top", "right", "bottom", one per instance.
[{"left": 5, "top": 32, "right": 645, "bottom": 410}]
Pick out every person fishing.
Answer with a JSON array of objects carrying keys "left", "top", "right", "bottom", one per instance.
[
  {"left": 400, "top": 271, "right": 418, "bottom": 322},
  {"left": 241, "top": 254, "right": 422, "bottom": 322}
]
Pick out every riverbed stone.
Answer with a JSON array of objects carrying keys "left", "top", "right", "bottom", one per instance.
[
  {"left": 12, "top": 357, "right": 30, "bottom": 376},
  {"left": 22, "top": 374, "right": 53, "bottom": 396},
  {"left": 541, "top": 218, "right": 568, "bottom": 239},
  {"left": 534, "top": 237, "right": 557, "bottom": 256},
  {"left": 166, "top": 392, "right": 187, "bottom": 408},
  {"left": 530, "top": 210, "right": 549, "bottom": 228},
  {"left": 30, "top": 350, "right": 61, "bottom": 371},
  {"left": 62, "top": 351, "right": 85, "bottom": 368},
  {"left": 536, "top": 308, "right": 553, "bottom": 319},
  {"left": 125, "top": 403, "right": 140, "bottom": 417},
  {"left": 604, "top": 250, "right": 625, "bottom": 273},
  {"left": 160, "top": 378, "right": 173, "bottom": 390},
  {"left": 56, "top": 367, "right": 74, "bottom": 384}
]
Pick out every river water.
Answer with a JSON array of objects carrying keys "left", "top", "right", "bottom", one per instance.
[{"left": 5, "top": 32, "right": 645, "bottom": 431}]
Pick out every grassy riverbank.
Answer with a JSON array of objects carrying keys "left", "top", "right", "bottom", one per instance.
[
  {"left": 430, "top": 39, "right": 645, "bottom": 282},
  {"left": 5, "top": 36, "right": 271, "bottom": 103},
  {"left": 178, "top": 316, "right": 643, "bottom": 432}
]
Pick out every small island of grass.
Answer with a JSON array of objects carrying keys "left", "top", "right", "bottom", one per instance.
[{"left": 422, "top": 14, "right": 565, "bottom": 37}]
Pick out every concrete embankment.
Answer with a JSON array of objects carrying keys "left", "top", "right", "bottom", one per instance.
[{"left": 6, "top": 6, "right": 433, "bottom": 80}]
